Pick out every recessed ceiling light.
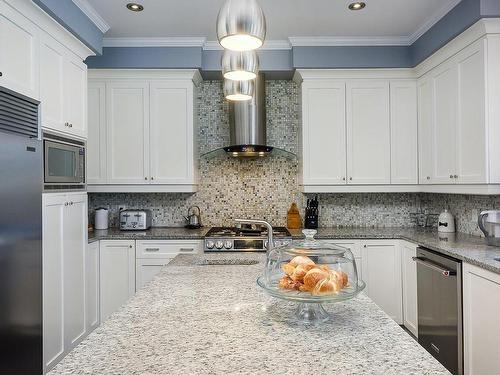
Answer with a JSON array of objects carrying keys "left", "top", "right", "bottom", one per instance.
[
  {"left": 348, "top": 2, "right": 366, "bottom": 10},
  {"left": 126, "top": 3, "right": 144, "bottom": 12}
]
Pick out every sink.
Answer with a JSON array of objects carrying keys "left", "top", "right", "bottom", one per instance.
[{"left": 195, "top": 259, "right": 260, "bottom": 266}]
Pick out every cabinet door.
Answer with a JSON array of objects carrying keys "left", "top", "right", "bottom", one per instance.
[
  {"left": 100, "top": 240, "right": 136, "bottom": 322},
  {"left": 40, "top": 33, "right": 65, "bottom": 132},
  {"left": 86, "top": 241, "right": 100, "bottom": 333},
  {"left": 301, "top": 81, "right": 346, "bottom": 185},
  {"left": 418, "top": 76, "right": 434, "bottom": 184},
  {"left": 347, "top": 80, "right": 390, "bottom": 184},
  {"left": 401, "top": 241, "right": 418, "bottom": 337},
  {"left": 361, "top": 240, "right": 402, "bottom": 324},
  {"left": 42, "top": 194, "right": 66, "bottom": 371},
  {"left": 63, "top": 57, "right": 87, "bottom": 138},
  {"left": 390, "top": 80, "right": 418, "bottom": 184},
  {"left": 456, "top": 40, "right": 487, "bottom": 184},
  {"left": 63, "top": 193, "right": 87, "bottom": 348},
  {"left": 0, "top": 2, "right": 39, "bottom": 99},
  {"left": 150, "top": 81, "right": 194, "bottom": 184},
  {"left": 106, "top": 82, "right": 150, "bottom": 184},
  {"left": 136, "top": 258, "right": 172, "bottom": 290},
  {"left": 87, "top": 82, "right": 107, "bottom": 183},
  {"left": 432, "top": 63, "right": 458, "bottom": 184},
  {"left": 463, "top": 263, "right": 500, "bottom": 375}
]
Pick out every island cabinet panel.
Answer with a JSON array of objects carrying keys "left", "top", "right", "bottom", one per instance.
[
  {"left": 361, "top": 240, "right": 403, "bottom": 324},
  {"left": 0, "top": 1, "right": 39, "bottom": 100},
  {"left": 86, "top": 241, "right": 100, "bottom": 333},
  {"left": 400, "top": 241, "right": 418, "bottom": 337},
  {"left": 300, "top": 81, "right": 347, "bottom": 185},
  {"left": 135, "top": 240, "right": 202, "bottom": 290},
  {"left": 43, "top": 192, "right": 88, "bottom": 373},
  {"left": 99, "top": 240, "right": 136, "bottom": 322},
  {"left": 346, "top": 80, "right": 391, "bottom": 184},
  {"left": 463, "top": 263, "right": 500, "bottom": 375}
]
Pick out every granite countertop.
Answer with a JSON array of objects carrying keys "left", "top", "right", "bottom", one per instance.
[
  {"left": 88, "top": 226, "right": 209, "bottom": 243},
  {"left": 89, "top": 226, "right": 500, "bottom": 274},
  {"left": 49, "top": 253, "right": 449, "bottom": 375}
]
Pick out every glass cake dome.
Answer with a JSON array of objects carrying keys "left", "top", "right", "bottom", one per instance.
[{"left": 257, "top": 229, "right": 365, "bottom": 324}]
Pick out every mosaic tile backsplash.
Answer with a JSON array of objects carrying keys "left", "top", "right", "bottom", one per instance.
[{"left": 89, "top": 80, "right": 499, "bottom": 237}]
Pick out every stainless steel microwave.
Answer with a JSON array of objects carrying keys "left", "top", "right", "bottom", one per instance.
[{"left": 43, "top": 132, "right": 85, "bottom": 190}]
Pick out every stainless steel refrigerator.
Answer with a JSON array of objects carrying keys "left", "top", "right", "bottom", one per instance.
[{"left": 0, "top": 86, "right": 42, "bottom": 374}]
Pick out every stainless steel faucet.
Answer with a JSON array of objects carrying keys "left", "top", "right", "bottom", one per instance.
[{"left": 235, "top": 219, "right": 274, "bottom": 251}]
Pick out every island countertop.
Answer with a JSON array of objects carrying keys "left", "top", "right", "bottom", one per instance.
[{"left": 49, "top": 253, "right": 449, "bottom": 375}]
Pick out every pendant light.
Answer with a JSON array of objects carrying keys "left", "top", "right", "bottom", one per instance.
[
  {"left": 223, "top": 79, "right": 254, "bottom": 101},
  {"left": 222, "top": 50, "right": 259, "bottom": 81},
  {"left": 216, "top": 0, "right": 266, "bottom": 51}
]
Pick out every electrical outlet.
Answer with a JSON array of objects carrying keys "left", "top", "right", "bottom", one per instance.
[{"left": 471, "top": 209, "right": 478, "bottom": 223}]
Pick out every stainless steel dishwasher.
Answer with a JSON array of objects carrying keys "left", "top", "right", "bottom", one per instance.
[{"left": 413, "top": 247, "right": 462, "bottom": 375}]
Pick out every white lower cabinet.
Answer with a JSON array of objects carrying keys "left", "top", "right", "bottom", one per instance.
[
  {"left": 400, "top": 241, "right": 418, "bottom": 337},
  {"left": 463, "top": 263, "right": 500, "bottom": 375},
  {"left": 99, "top": 240, "right": 136, "bottom": 322},
  {"left": 330, "top": 240, "right": 362, "bottom": 281},
  {"left": 42, "top": 192, "right": 88, "bottom": 373},
  {"left": 361, "top": 240, "right": 403, "bottom": 324},
  {"left": 135, "top": 240, "right": 202, "bottom": 290},
  {"left": 86, "top": 241, "right": 100, "bottom": 333}
]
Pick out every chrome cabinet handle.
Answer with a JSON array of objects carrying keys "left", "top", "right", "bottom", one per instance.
[
  {"left": 64, "top": 202, "right": 69, "bottom": 206},
  {"left": 426, "top": 176, "right": 430, "bottom": 180},
  {"left": 349, "top": 177, "right": 353, "bottom": 181},
  {"left": 449, "top": 174, "right": 453, "bottom": 179},
  {"left": 454, "top": 175, "right": 458, "bottom": 179},
  {"left": 145, "top": 248, "right": 160, "bottom": 252},
  {"left": 179, "top": 248, "right": 194, "bottom": 252},
  {"left": 342, "top": 177, "right": 346, "bottom": 181},
  {"left": 0, "top": 72, "right": 3, "bottom": 77},
  {"left": 144, "top": 177, "right": 148, "bottom": 180},
  {"left": 412, "top": 256, "right": 456, "bottom": 277},
  {"left": 151, "top": 177, "right": 154, "bottom": 180}
]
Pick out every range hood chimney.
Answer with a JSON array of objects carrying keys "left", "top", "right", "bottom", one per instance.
[{"left": 224, "top": 74, "right": 272, "bottom": 157}]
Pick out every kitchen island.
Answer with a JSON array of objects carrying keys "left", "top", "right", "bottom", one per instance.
[{"left": 49, "top": 253, "right": 449, "bottom": 375}]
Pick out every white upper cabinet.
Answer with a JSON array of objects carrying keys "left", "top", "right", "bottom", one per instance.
[
  {"left": 87, "top": 82, "right": 106, "bottom": 184},
  {"left": 347, "top": 80, "right": 391, "bottom": 184},
  {"left": 150, "top": 81, "right": 195, "bottom": 184},
  {"left": 301, "top": 80, "right": 346, "bottom": 185},
  {"left": 63, "top": 57, "right": 87, "bottom": 138},
  {"left": 87, "top": 70, "right": 201, "bottom": 192},
  {"left": 0, "top": 1, "right": 39, "bottom": 99},
  {"left": 456, "top": 40, "right": 487, "bottom": 183},
  {"left": 417, "top": 75, "right": 434, "bottom": 184},
  {"left": 106, "top": 81, "right": 150, "bottom": 184},
  {"left": 390, "top": 80, "right": 418, "bottom": 184}
]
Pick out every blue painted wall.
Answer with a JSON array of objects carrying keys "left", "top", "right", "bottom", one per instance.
[
  {"left": 86, "top": 47, "right": 202, "bottom": 69},
  {"left": 481, "top": 0, "right": 500, "bottom": 15},
  {"left": 33, "top": 0, "right": 103, "bottom": 54}
]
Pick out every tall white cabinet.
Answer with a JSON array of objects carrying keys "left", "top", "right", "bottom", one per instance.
[
  {"left": 42, "top": 192, "right": 88, "bottom": 372},
  {"left": 87, "top": 70, "right": 201, "bottom": 192}
]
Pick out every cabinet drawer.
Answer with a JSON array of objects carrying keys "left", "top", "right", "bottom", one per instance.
[{"left": 136, "top": 240, "right": 201, "bottom": 258}]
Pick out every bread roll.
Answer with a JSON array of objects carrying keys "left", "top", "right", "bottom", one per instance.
[
  {"left": 303, "top": 268, "right": 329, "bottom": 290},
  {"left": 289, "top": 256, "right": 315, "bottom": 267},
  {"left": 311, "top": 278, "right": 339, "bottom": 296},
  {"left": 282, "top": 263, "right": 295, "bottom": 276},
  {"left": 290, "top": 263, "right": 316, "bottom": 282}
]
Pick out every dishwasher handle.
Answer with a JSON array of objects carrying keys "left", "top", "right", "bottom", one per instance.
[{"left": 412, "top": 256, "right": 457, "bottom": 277}]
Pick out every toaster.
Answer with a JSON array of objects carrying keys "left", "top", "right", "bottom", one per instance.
[{"left": 120, "top": 209, "right": 152, "bottom": 230}]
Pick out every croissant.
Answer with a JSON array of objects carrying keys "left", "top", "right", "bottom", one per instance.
[
  {"left": 303, "top": 268, "right": 329, "bottom": 290},
  {"left": 282, "top": 263, "right": 295, "bottom": 276},
  {"left": 290, "top": 263, "right": 316, "bottom": 282},
  {"left": 311, "top": 277, "right": 340, "bottom": 296}
]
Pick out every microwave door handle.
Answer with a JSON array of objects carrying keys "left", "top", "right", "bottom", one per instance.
[{"left": 412, "top": 257, "right": 456, "bottom": 277}]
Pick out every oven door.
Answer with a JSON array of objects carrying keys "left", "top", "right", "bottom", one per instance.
[{"left": 44, "top": 140, "right": 84, "bottom": 184}]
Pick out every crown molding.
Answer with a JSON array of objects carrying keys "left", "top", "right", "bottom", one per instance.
[
  {"left": 71, "top": 0, "right": 110, "bottom": 33},
  {"left": 288, "top": 36, "right": 411, "bottom": 47},
  {"left": 407, "top": 0, "right": 461, "bottom": 44},
  {"left": 102, "top": 37, "right": 206, "bottom": 48},
  {"left": 203, "top": 39, "right": 291, "bottom": 50}
]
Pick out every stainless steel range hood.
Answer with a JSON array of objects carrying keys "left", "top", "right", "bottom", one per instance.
[{"left": 224, "top": 74, "right": 272, "bottom": 157}]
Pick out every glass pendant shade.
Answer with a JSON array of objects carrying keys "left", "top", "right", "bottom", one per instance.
[
  {"left": 216, "top": 0, "right": 266, "bottom": 51},
  {"left": 222, "top": 50, "right": 259, "bottom": 81},
  {"left": 223, "top": 79, "right": 254, "bottom": 101}
]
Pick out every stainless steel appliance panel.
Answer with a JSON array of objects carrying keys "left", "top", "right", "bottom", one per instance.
[
  {"left": 415, "top": 247, "right": 462, "bottom": 375},
  {"left": 0, "top": 131, "right": 42, "bottom": 374}
]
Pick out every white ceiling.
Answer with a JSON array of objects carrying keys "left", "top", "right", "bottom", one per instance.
[{"left": 81, "top": 0, "right": 462, "bottom": 47}]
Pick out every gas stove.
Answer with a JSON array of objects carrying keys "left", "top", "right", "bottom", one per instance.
[{"left": 204, "top": 226, "right": 292, "bottom": 252}]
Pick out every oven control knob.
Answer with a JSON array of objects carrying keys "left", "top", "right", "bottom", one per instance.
[
  {"left": 215, "top": 240, "right": 224, "bottom": 249},
  {"left": 224, "top": 240, "right": 232, "bottom": 249},
  {"left": 206, "top": 240, "right": 215, "bottom": 249}
]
